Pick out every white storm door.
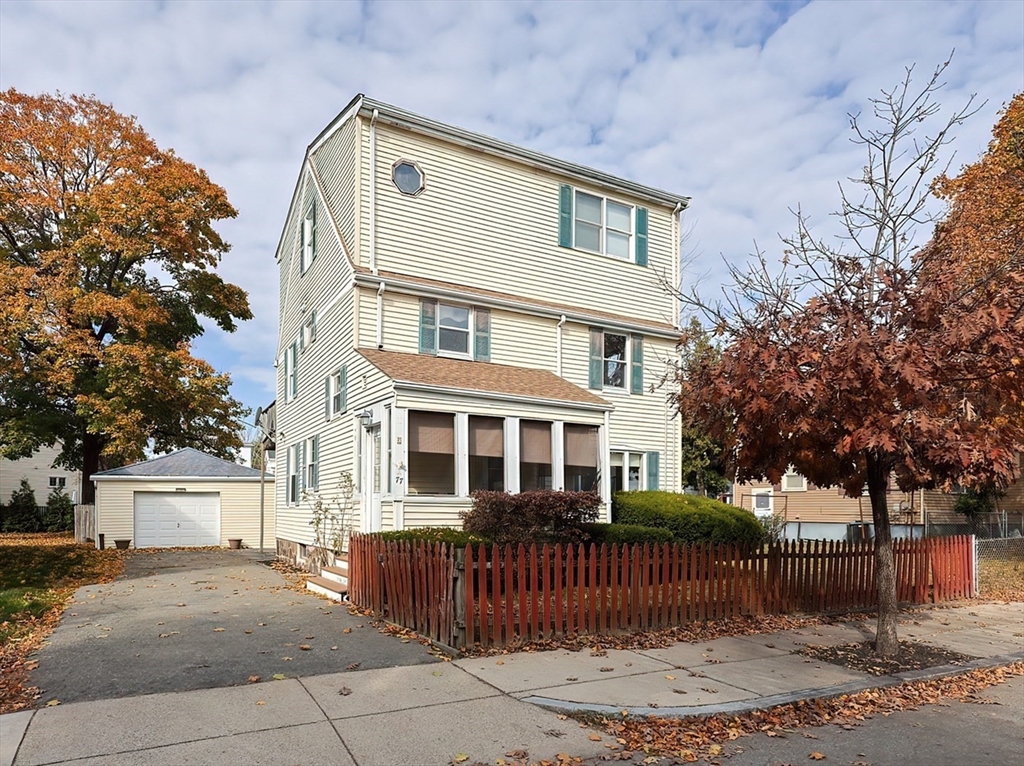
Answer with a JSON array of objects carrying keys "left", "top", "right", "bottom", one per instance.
[
  {"left": 134, "top": 492, "right": 220, "bottom": 547},
  {"left": 363, "top": 425, "right": 383, "bottom": 532}
]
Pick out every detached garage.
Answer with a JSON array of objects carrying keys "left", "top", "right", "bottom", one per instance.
[{"left": 91, "top": 448, "right": 275, "bottom": 550}]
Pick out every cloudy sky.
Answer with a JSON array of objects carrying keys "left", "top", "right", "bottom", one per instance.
[{"left": 2, "top": 0, "right": 1022, "bottom": 419}]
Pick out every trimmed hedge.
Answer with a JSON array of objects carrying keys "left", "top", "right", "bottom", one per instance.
[
  {"left": 581, "top": 522, "right": 674, "bottom": 545},
  {"left": 613, "top": 491, "right": 764, "bottom": 545},
  {"left": 369, "top": 527, "right": 485, "bottom": 547},
  {"left": 461, "top": 490, "right": 601, "bottom": 545}
]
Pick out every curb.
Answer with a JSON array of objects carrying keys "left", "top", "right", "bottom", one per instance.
[{"left": 521, "top": 650, "right": 1024, "bottom": 720}]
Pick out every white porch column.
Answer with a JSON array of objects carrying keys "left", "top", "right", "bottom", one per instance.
[
  {"left": 602, "top": 411, "right": 612, "bottom": 521},
  {"left": 505, "top": 416, "right": 520, "bottom": 494},
  {"left": 551, "top": 421, "right": 565, "bottom": 491},
  {"left": 456, "top": 412, "right": 470, "bottom": 497}
]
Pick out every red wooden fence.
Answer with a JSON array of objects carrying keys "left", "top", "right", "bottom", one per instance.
[{"left": 348, "top": 534, "right": 975, "bottom": 651}]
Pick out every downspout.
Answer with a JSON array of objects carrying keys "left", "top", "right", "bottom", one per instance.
[
  {"left": 376, "top": 281, "right": 385, "bottom": 349},
  {"left": 556, "top": 314, "right": 567, "bottom": 377},
  {"left": 369, "top": 108, "right": 380, "bottom": 275},
  {"left": 672, "top": 202, "right": 684, "bottom": 329}
]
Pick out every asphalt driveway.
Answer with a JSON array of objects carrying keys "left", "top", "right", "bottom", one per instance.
[{"left": 29, "top": 550, "right": 438, "bottom": 705}]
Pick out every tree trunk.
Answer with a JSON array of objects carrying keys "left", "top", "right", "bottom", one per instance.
[
  {"left": 867, "top": 453, "right": 899, "bottom": 657},
  {"left": 81, "top": 432, "right": 102, "bottom": 505}
]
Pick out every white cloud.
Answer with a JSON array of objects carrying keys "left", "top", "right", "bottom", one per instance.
[{"left": 2, "top": 0, "right": 1020, "bottom": 412}]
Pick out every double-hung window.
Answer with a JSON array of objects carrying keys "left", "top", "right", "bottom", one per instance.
[
  {"left": 285, "top": 341, "right": 299, "bottom": 401},
  {"left": 301, "top": 310, "right": 317, "bottom": 350},
  {"left": 306, "top": 436, "right": 319, "bottom": 490},
  {"left": 589, "top": 329, "right": 644, "bottom": 393},
  {"left": 326, "top": 366, "right": 347, "bottom": 418},
  {"left": 49, "top": 476, "right": 66, "bottom": 488},
  {"left": 573, "top": 191, "right": 633, "bottom": 259},
  {"left": 419, "top": 300, "right": 490, "bottom": 361},
  {"left": 300, "top": 194, "right": 317, "bottom": 274},
  {"left": 287, "top": 443, "right": 301, "bottom": 505},
  {"left": 560, "top": 185, "right": 648, "bottom": 265}
]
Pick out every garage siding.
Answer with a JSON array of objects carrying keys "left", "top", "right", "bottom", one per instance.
[{"left": 94, "top": 479, "right": 276, "bottom": 549}]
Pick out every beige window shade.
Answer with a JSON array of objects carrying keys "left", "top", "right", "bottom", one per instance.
[
  {"left": 565, "top": 425, "right": 598, "bottom": 467},
  {"left": 469, "top": 416, "right": 503, "bottom": 457},
  {"left": 409, "top": 411, "right": 455, "bottom": 454},
  {"left": 520, "top": 420, "right": 552, "bottom": 464}
]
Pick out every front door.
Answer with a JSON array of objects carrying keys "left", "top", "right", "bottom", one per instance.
[{"left": 364, "top": 424, "right": 382, "bottom": 532}]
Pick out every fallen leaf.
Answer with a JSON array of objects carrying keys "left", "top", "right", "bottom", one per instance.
[
  {"left": 247, "top": 675, "right": 261, "bottom": 684},
  {"left": 299, "top": 644, "right": 312, "bottom": 651},
  {"left": 346, "top": 662, "right": 360, "bottom": 670},
  {"left": 343, "top": 628, "right": 352, "bottom": 634},
  {"left": 272, "top": 673, "right": 287, "bottom": 680},
  {"left": 213, "top": 628, "right": 225, "bottom": 632},
  {"left": 665, "top": 675, "right": 676, "bottom": 680},
  {"left": 809, "top": 753, "right": 826, "bottom": 761},
  {"left": 600, "top": 667, "right": 614, "bottom": 672},
  {"left": 589, "top": 734, "right": 602, "bottom": 741},
  {"left": 45, "top": 699, "right": 60, "bottom": 707},
  {"left": 451, "top": 754, "right": 469, "bottom": 764},
  {"left": 339, "top": 687, "right": 352, "bottom": 696},
  {"left": 255, "top": 700, "right": 266, "bottom": 706},
  {"left": 709, "top": 744, "right": 723, "bottom": 756}
]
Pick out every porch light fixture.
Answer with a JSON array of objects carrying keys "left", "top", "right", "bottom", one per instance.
[{"left": 357, "top": 410, "right": 373, "bottom": 429}]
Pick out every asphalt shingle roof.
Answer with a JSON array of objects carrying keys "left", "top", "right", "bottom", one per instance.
[
  {"left": 92, "top": 448, "right": 261, "bottom": 478},
  {"left": 357, "top": 349, "right": 611, "bottom": 408}
]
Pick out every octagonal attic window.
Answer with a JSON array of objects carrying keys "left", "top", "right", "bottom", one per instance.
[{"left": 392, "top": 160, "right": 425, "bottom": 196}]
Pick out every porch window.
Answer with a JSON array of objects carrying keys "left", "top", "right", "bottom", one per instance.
[
  {"left": 520, "top": 420, "right": 552, "bottom": 491},
  {"left": 407, "top": 411, "right": 455, "bottom": 495},
  {"left": 469, "top": 416, "right": 504, "bottom": 492},
  {"left": 564, "top": 424, "right": 599, "bottom": 491}
]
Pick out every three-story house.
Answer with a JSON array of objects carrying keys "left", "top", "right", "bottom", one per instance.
[{"left": 274, "top": 95, "right": 689, "bottom": 569}]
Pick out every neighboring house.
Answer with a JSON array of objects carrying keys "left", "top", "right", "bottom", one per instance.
[
  {"left": 736, "top": 455, "right": 1024, "bottom": 540},
  {"left": 90, "top": 448, "right": 276, "bottom": 550},
  {"left": 273, "top": 94, "right": 689, "bottom": 567},
  {"left": 0, "top": 443, "right": 82, "bottom": 505}
]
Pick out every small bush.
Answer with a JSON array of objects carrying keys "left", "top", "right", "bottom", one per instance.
[
  {"left": 462, "top": 490, "right": 602, "bottom": 545},
  {"left": 613, "top": 490, "right": 764, "bottom": 545},
  {"left": 43, "top": 488, "right": 75, "bottom": 533},
  {"left": 3, "top": 479, "right": 41, "bottom": 533},
  {"left": 581, "top": 522, "right": 674, "bottom": 545},
  {"left": 370, "top": 527, "right": 486, "bottom": 547}
]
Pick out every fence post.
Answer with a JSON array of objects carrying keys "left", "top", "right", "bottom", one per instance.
[
  {"left": 971, "top": 534, "right": 978, "bottom": 598},
  {"left": 452, "top": 547, "right": 467, "bottom": 650}
]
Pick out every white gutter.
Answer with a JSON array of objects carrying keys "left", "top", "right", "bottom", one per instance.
[
  {"left": 369, "top": 108, "right": 379, "bottom": 275},
  {"left": 672, "top": 202, "right": 683, "bottom": 330},
  {"left": 353, "top": 273, "right": 678, "bottom": 339},
  {"left": 90, "top": 475, "right": 273, "bottom": 483},
  {"left": 393, "top": 381, "right": 614, "bottom": 412},
  {"left": 376, "top": 281, "right": 385, "bottom": 349},
  {"left": 556, "top": 314, "right": 567, "bottom": 376}
]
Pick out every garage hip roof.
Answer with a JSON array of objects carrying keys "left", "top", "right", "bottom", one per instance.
[{"left": 91, "top": 448, "right": 263, "bottom": 480}]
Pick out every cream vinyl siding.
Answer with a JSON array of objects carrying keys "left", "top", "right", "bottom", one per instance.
[
  {"left": 561, "top": 322, "right": 680, "bottom": 489},
  {"left": 309, "top": 115, "right": 360, "bottom": 264},
  {"left": 93, "top": 479, "right": 275, "bottom": 548},
  {"left": 0, "top": 443, "right": 82, "bottom": 504},
  {"left": 365, "top": 123, "right": 677, "bottom": 326},
  {"left": 402, "top": 498, "right": 469, "bottom": 529}
]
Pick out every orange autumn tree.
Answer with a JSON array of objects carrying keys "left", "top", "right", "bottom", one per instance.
[
  {"left": 0, "top": 90, "right": 252, "bottom": 502},
  {"left": 677, "top": 63, "right": 1024, "bottom": 657}
]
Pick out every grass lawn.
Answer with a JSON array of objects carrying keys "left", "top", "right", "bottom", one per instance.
[{"left": 0, "top": 533, "right": 125, "bottom": 713}]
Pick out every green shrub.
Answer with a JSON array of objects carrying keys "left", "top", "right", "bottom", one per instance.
[
  {"left": 613, "top": 490, "right": 764, "bottom": 545},
  {"left": 43, "top": 488, "right": 75, "bottom": 533},
  {"left": 2, "top": 479, "right": 41, "bottom": 533},
  {"left": 461, "top": 490, "right": 601, "bottom": 545},
  {"left": 370, "top": 527, "right": 486, "bottom": 547},
  {"left": 581, "top": 522, "right": 674, "bottom": 545}
]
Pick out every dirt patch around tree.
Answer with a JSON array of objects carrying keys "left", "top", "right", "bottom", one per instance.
[{"left": 800, "top": 640, "right": 977, "bottom": 676}]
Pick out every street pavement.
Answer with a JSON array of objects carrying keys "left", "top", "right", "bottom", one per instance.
[{"left": 3, "top": 594, "right": 1021, "bottom": 765}]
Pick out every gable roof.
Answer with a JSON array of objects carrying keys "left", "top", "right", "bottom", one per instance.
[
  {"left": 356, "top": 349, "right": 612, "bottom": 410},
  {"left": 353, "top": 269, "right": 679, "bottom": 338},
  {"left": 92, "top": 448, "right": 262, "bottom": 480}
]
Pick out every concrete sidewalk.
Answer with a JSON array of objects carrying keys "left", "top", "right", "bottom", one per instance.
[{"left": 3, "top": 603, "right": 1021, "bottom": 766}]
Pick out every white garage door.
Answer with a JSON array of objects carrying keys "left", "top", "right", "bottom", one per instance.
[{"left": 134, "top": 492, "right": 220, "bottom": 548}]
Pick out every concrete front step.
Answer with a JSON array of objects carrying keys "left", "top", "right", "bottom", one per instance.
[
  {"left": 321, "top": 564, "right": 348, "bottom": 585},
  {"left": 306, "top": 575, "right": 346, "bottom": 601}
]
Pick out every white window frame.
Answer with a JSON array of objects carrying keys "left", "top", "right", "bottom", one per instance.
[
  {"left": 285, "top": 341, "right": 299, "bottom": 401},
  {"left": 603, "top": 331, "right": 629, "bottom": 390},
  {"left": 330, "top": 369, "right": 345, "bottom": 418},
  {"left": 301, "top": 310, "right": 317, "bottom": 350},
  {"left": 48, "top": 476, "right": 66, "bottom": 488},
  {"left": 436, "top": 302, "right": 474, "bottom": 360},
  {"left": 610, "top": 450, "right": 646, "bottom": 492},
  {"left": 306, "top": 436, "right": 319, "bottom": 491},
  {"left": 301, "top": 212, "right": 315, "bottom": 274},
  {"left": 573, "top": 190, "right": 634, "bottom": 259},
  {"left": 781, "top": 469, "right": 807, "bottom": 492},
  {"left": 287, "top": 443, "right": 301, "bottom": 506},
  {"left": 752, "top": 488, "right": 773, "bottom": 517}
]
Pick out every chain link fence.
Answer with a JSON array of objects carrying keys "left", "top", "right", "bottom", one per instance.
[{"left": 925, "top": 511, "right": 1024, "bottom": 561}]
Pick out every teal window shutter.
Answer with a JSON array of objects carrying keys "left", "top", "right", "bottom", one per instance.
[
  {"left": 630, "top": 335, "right": 644, "bottom": 394},
  {"left": 474, "top": 309, "right": 491, "bottom": 361},
  {"left": 588, "top": 327, "right": 603, "bottom": 390},
  {"left": 298, "top": 211, "right": 306, "bottom": 273},
  {"left": 419, "top": 299, "right": 437, "bottom": 354},
  {"left": 309, "top": 197, "right": 317, "bottom": 262},
  {"left": 558, "top": 184, "right": 573, "bottom": 248},
  {"left": 312, "top": 435, "right": 320, "bottom": 489},
  {"left": 286, "top": 448, "right": 292, "bottom": 503},
  {"left": 324, "top": 376, "right": 330, "bottom": 421},
  {"left": 646, "top": 451, "right": 660, "bottom": 490},
  {"left": 300, "top": 441, "right": 307, "bottom": 491},
  {"left": 635, "top": 207, "right": 648, "bottom": 266}
]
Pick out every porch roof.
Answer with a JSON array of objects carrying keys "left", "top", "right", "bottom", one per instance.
[{"left": 356, "top": 349, "right": 612, "bottom": 410}]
